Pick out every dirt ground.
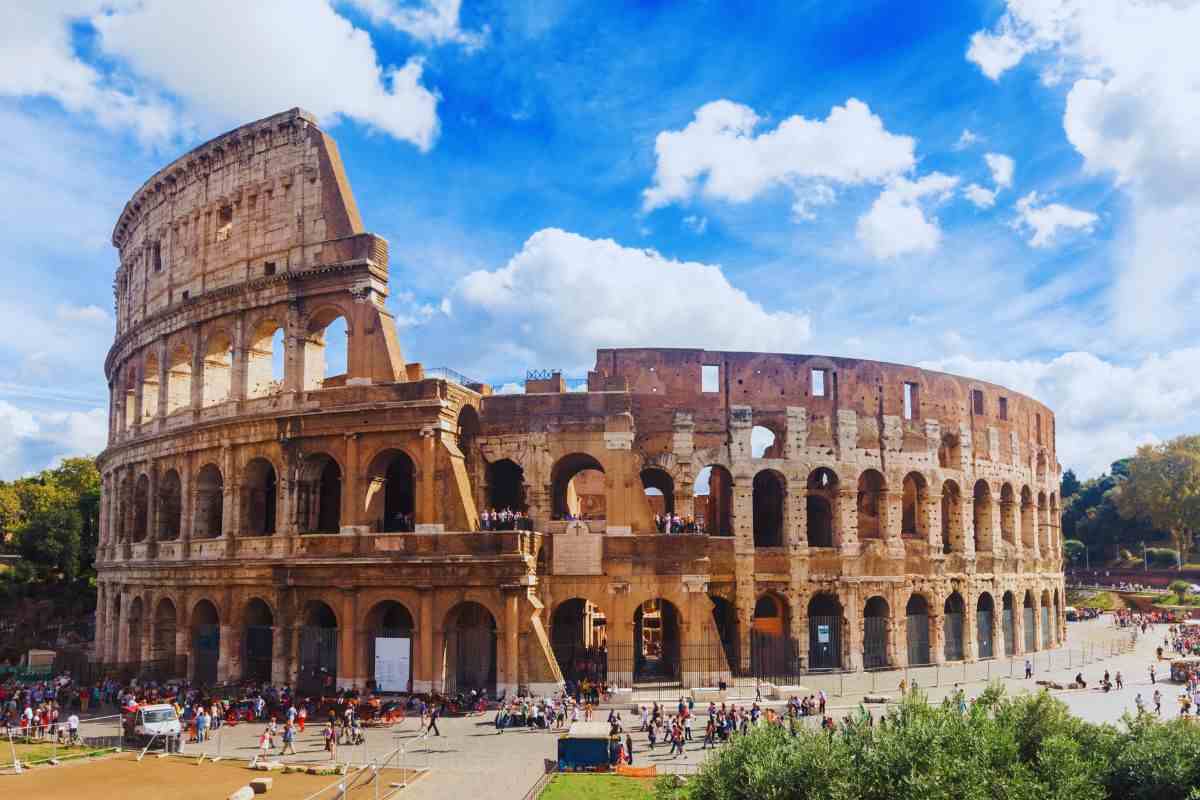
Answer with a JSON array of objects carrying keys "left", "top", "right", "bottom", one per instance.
[{"left": 3, "top": 752, "right": 419, "bottom": 799}]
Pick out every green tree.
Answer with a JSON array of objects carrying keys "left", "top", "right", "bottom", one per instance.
[
  {"left": 1061, "top": 469, "right": 1082, "bottom": 499},
  {"left": 1117, "top": 436, "right": 1200, "bottom": 568},
  {"left": 1169, "top": 579, "right": 1191, "bottom": 604},
  {"left": 1063, "top": 539, "right": 1086, "bottom": 565}
]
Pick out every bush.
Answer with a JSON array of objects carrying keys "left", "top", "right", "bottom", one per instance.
[
  {"left": 674, "top": 689, "right": 1200, "bottom": 800},
  {"left": 1144, "top": 547, "right": 1180, "bottom": 568},
  {"left": 1119, "top": 549, "right": 1133, "bottom": 562}
]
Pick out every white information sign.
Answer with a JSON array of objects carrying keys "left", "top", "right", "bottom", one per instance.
[{"left": 374, "top": 637, "right": 411, "bottom": 693}]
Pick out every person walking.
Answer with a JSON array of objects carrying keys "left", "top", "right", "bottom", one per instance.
[
  {"left": 427, "top": 704, "right": 441, "bottom": 737},
  {"left": 1150, "top": 664, "right": 1157, "bottom": 684},
  {"left": 1025, "top": 659, "right": 1033, "bottom": 679},
  {"left": 281, "top": 721, "right": 297, "bottom": 755},
  {"left": 1153, "top": 688, "right": 1163, "bottom": 716}
]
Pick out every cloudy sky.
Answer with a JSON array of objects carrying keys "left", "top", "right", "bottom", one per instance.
[{"left": 2, "top": 0, "right": 1197, "bottom": 480}]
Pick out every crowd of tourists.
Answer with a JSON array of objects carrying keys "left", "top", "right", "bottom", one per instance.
[
  {"left": 479, "top": 507, "right": 534, "bottom": 531},
  {"left": 654, "top": 513, "right": 703, "bottom": 534}
]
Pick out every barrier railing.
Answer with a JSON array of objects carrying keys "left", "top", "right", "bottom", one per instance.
[{"left": 2, "top": 713, "right": 123, "bottom": 773}]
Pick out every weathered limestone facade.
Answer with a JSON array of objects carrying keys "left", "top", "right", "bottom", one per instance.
[{"left": 96, "top": 109, "right": 1065, "bottom": 696}]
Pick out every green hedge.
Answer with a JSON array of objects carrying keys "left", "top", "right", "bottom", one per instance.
[
  {"left": 661, "top": 688, "right": 1200, "bottom": 800},
  {"left": 1144, "top": 547, "right": 1180, "bottom": 568}
]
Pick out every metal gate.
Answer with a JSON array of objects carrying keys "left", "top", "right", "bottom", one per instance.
[
  {"left": 1023, "top": 607, "right": 1036, "bottom": 652},
  {"left": 751, "top": 632, "right": 801, "bottom": 684},
  {"left": 808, "top": 615, "right": 841, "bottom": 670},
  {"left": 445, "top": 627, "right": 496, "bottom": 695},
  {"left": 976, "top": 613, "right": 994, "bottom": 659},
  {"left": 551, "top": 641, "right": 609, "bottom": 684},
  {"left": 1003, "top": 608, "right": 1015, "bottom": 656},
  {"left": 906, "top": 613, "right": 931, "bottom": 665},
  {"left": 299, "top": 626, "right": 338, "bottom": 695},
  {"left": 1041, "top": 607, "right": 1051, "bottom": 648},
  {"left": 863, "top": 616, "right": 888, "bottom": 669},
  {"left": 944, "top": 611, "right": 964, "bottom": 661},
  {"left": 244, "top": 625, "right": 273, "bottom": 682},
  {"left": 192, "top": 624, "right": 219, "bottom": 686}
]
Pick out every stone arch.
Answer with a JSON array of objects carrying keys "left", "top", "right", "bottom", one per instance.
[
  {"left": 246, "top": 316, "right": 286, "bottom": 398},
  {"left": 752, "top": 469, "right": 786, "bottom": 547},
  {"left": 241, "top": 457, "right": 278, "bottom": 536},
  {"left": 364, "top": 448, "right": 417, "bottom": 532},
  {"left": 551, "top": 452, "right": 605, "bottom": 520},
  {"left": 640, "top": 467, "right": 675, "bottom": 517},
  {"left": 901, "top": 471, "right": 928, "bottom": 538},
  {"left": 157, "top": 469, "right": 182, "bottom": 540},
  {"left": 152, "top": 596, "right": 177, "bottom": 664},
  {"left": 486, "top": 458, "right": 527, "bottom": 512},
  {"left": 456, "top": 405, "right": 480, "bottom": 473},
  {"left": 751, "top": 424, "right": 781, "bottom": 459},
  {"left": 634, "top": 598, "right": 682, "bottom": 682},
  {"left": 905, "top": 593, "right": 932, "bottom": 665},
  {"left": 976, "top": 591, "right": 995, "bottom": 658},
  {"left": 364, "top": 600, "right": 416, "bottom": 692},
  {"left": 201, "top": 330, "right": 234, "bottom": 407},
  {"left": 190, "top": 598, "right": 220, "bottom": 685},
  {"left": 938, "top": 432, "right": 962, "bottom": 469},
  {"left": 122, "top": 364, "right": 139, "bottom": 430},
  {"left": 857, "top": 469, "right": 886, "bottom": 540},
  {"left": 973, "top": 479, "right": 993, "bottom": 553},
  {"left": 166, "top": 342, "right": 192, "bottom": 414},
  {"left": 807, "top": 592, "right": 844, "bottom": 670},
  {"left": 549, "top": 598, "right": 609, "bottom": 682},
  {"left": 709, "top": 594, "right": 739, "bottom": 671},
  {"left": 1036, "top": 450, "right": 1047, "bottom": 484},
  {"left": 141, "top": 351, "right": 160, "bottom": 423},
  {"left": 299, "top": 452, "right": 342, "bottom": 533},
  {"left": 694, "top": 464, "right": 733, "bottom": 535},
  {"left": 943, "top": 592, "right": 965, "bottom": 661},
  {"left": 302, "top": 305, "right": 352, "bottom": 391},
  {"left": 299, "top": 599, "right": 339, "bottom": 694},
  {"left": 862, "top": 595, "right": 890, "bottom": 669},
  {"left": 194, "top": 463, "right": 224, "bottom": 539},
  {"left": 999, "top": 483, "right": 1017, "bottom": 546},
  {"left": 807, "top": 467, "right": 839, "bottom": 548},
  {"left": 241, "top": 597, "right": 275, "bottom": 682},
  {"left": 443, "top": 601, "right": 497, "bottom": 694},
  {"left": 1020, "top": 486, "right": 1035, "bottom": 550},
  {"left": 941, "top": 479, "right": 963, "bottom": 555},
  {"left": 132, "top": 473, "right": 150, "bottom": 543}
]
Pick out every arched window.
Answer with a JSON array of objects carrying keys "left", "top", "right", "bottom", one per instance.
[
  {"left": 202, "top": 332, "right": 233, "bottom": 406},
  {"left": 941, "top": 480, "right": 962, "bottom": 554},
  {"left": 693, "top": 465, "right": 732, "bottom": 535},
  {"left": 551, "top": 453, "right": 605, "bottom": 520},
  {"left": 299, "top": 454, "right": 342, "bottom": 533},
  {"left": 486, "top": 459, "right": 526, "bottom": 512},
  {"left": 194, "top": 464, "right": 224, "bottom": 538},
  {"left": 365, "top": 450, "right": 416, "bottom": 532},
  {"left": 158, "top": 469, "right": 182, "bottom": 541},
  {"left": 141, "top": 352, "right": 160, "bottom": 422},
  {"left": 303, "top": 309, "right": 349, "bottom": 390},
  {"left": 242, "top": 458, "right": 278, "bottom": 536},
  {"left": 901, "top": 472, "right": 926, "bottom": 537},
  {"left": 752, "top": 470, "right": 785, "bottom": 547},
  {"left": 973, "top": 480, "right": 993, "bottom": 552},
  {"left": 641, "top": 467, "right": 675, "bottom": 517},
  {"left": 806, "top": 468, "right": 838, "bottom": 548},
  {"left": 751, "top": 425, "right": 779, "bottom": 458},
  {"left": 857, "top": 470, "right": 885, "bottom": 539},
  {"left": 166, "top": 344, "right": 192, "bottom": 414},
  {"left": 247, "top": 319, "right": 286, "bottom": 398}
]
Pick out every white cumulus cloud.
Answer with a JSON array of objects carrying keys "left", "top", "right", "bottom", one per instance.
[
  {"left": 345, "top": 0, "right": 488, "bottom": 49},
  {"left": 1014, "top": 191, "right": 1097, "bottom": 248},
  {"left": 964, "top": 183, "right": 998, "bottom": 209},
  {"left": 642, "top": 98, "right": 915, "bottom": 218},
  {"left": 856, "top": 172, "right": 959, "bottom": 260},
  {"left": 985, "top": 153, "right": 1015, "bottom": 188}
]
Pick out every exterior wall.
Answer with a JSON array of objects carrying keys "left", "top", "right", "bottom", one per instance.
[{"left": 95, "top": 109, "right": 1067, "bottom": 693}]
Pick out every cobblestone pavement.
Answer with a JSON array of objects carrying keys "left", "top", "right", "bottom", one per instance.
[{"left": 178, "top": 618, "right": 1189, "bottom": 799}]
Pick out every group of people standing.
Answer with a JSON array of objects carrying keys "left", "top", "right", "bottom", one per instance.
[
  {"left": 479, "top": 507, "right": 534, "bottom": 531},
  {"left": 653, "top": 513, "right": 702, "bottom": 534}
]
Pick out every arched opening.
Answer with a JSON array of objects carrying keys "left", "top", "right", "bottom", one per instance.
[
  {"left": 943, "top": 592, "right": 965, "bottom": 661},
  {"left": 905, "top": 594, "right": 931, "bottom": 666},
  {"left": 123, "top": 367, "right": 138, "bottom": 430},
  {"left": 807, "top": 593, "right": 843, "bottom": 670},
  {"left": 1000, "top": 484, "right": 1017, "bottom": 546},
  {"left": 299, "top": 601, "right": 339, "bottom": 695},
  {"left": 938, "top": 432, "right": 962, "bottom": 469},
  {"left": 247, "top": 319, "right": 286, "bottom": 398},
  {"left": 127, "top": 596, "right": 144, "bottom": 665},
  {"left": 202, "top": 332, "right": 233, "bottom": 407},
  {"left": 807, "top": 468, "right": 838, "bottom": 548},
  {"left": 303, "top": 310, "right": 349, "bottom": 391},
  {"left": 366, "top": 601, "right": 415, "bottom": 693},
  {"left": 166, "top": 344, "right": 192, "bottom": 414},
  {"left": 116, "top": 475, "right": 132, "bottom": 542},
  {"left": 1049, "top": 494, "right": 1060, "bottom": 555},
  {"left": 1002, "top": 591, "right": 1016, "bottom": 656},
  {"left": 1023, "top": 591, "right": 1037, "bottom": 652},
  {"left": 365, "top": 450, "right": 416, "bottom": 532},
  {"left": 709, "top": 595, "right": 739, "bottom": 672},
  {"left": 486, "top": 459, "right": 527, "bottom": 513},
  {"left": 973, "top": 480, "right": 993, "bottom": 552},
  {"left": 941, "top": 480, "right": 962, "bottom": 554},
  {"left": 976, "top": 592, "right": 995, "bottom": 658},
  {"left": 634, "top": 598, "right": 681, "bottom": 683},
  {"left": 863, "top": 596, "right": 890, "bottom": 669},
  {"left": 242, "top": 598, "right": 274, "bottom": 682},
  {"left": 751, "top": 594, "right": 793, "bottom": 679},
  {"left": 901, "top": 472, "right": 927, "bottom": 538},
  {"left": 1036, "top": 451, "right": 1047, "bottom": 484},
  {"left": 194, "top": 464, "right": 224, "bottom": 539},
  {"left": 1037, "top": 491, "right": 1048, "bottom": 555},
  {"left": 191, "top": 599, "right": 220, "bottom": 685},
  {"left": 751, "top": 425, "right": 780, "bottom": 458},
  {"left": 456, "top": 406, "right": 480, "bottom": 476},
  {"left": 1041, "top": 589, "right": 1052, "bottom": 648},
  {"left": 109, "top": 594, "right": 121, "bottom": 665},
  {"left": 693, "top": 465, "right": 732, "bottom": 535},
  {"left": 132, "top": 474, "right": 149, "bottom": 543},
  {"left": 157, "top": 469, "right": 182, "bottom": 540},
  {"left": 640, "top": 467, "right": 675, "bottom": 517},
  {"left": 551, "top": 453, "right": 605, "bottom": 520},
  {"left": 141, "top": 352, "right": 160, "bottom": 423},
  {"left": 1055, "top": 588, "right": 1063, "bottom": 643},
  {"left": 752, "top": 470, "right": 785, "bottom": 547},
  {"left": 242, "top": 458, "right": 277, "bottom": 536},
  {"left": 152, "top": 598, "right": 177, "bottom": 666},
  {"left": 550, "top": 599, "right": 608, "bottom": 684},
  {"left": 1020, "top": 487, "right": 1035, "bottom": 551},
  {"left": 444, "top": 602, "right": 497, "bottom": 695},
  {"left": 299, "top": 454, "right": 341, "bottom": 533},
  {"left": 857, "top": 470, "right": 885, "bottom": 540}
]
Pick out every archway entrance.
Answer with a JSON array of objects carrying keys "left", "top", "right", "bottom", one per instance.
[
  {"left": 299, "top": 454, "right": 341, "bottom": 533},
  {"left": 242, "top": 459, "right": 277, "bottom": 536},
  {"left": 1002, "top": 592, "right": 1016, "bottom": 656},
  {"left": 751, "top": 594, "right": 794, "bottom": 680},
  {"left": 242, "top": 598, "right": 274, "bottom": 682},
  {"left": 976, "top": 593, "right": 995, "bottom": 658},
  {"left": 444, "top": 602, "right": 497, "bottom": 695},
  {"left": 863, "top": 596, "right": 889, "bottom": 669},
  {"left": 383, "top": 453, "right": 416, "bottom": 532},
  {"left": 752, "top": 470, "right": 785, "bottom": 547},
  {"left": 153, "top": 598, "right": 177, "bottom": 667},
  {"left": 807, "top": 594, "right": 843, "bottom": 670},
  {"left": 299, "top": 601, "right": 339, "bottom": 695},
  {"left": 486, "top": 459, "right": 527, "bottom": 512},
  {"left": 905, "top": 595, "right": 931, "bottom": 666},
  {"left": 550, "top": 599, "right": 608, "bottom": 684},
  {"left": 694, "top": 465, "right": 732, "bottom": 535},
  {"left": 366, "top": 601, "right": 415, "bottom": 693},
  {"left": 634, "top": 599, "right": 681, "bottom": 684},
  {"left": 944, "top": 592, "right": 965, "bottom": 661},
  {"left": 709, "top": 595, "right": 739, "bottom": 673},
  {"left": 191, "top": 600, "right": 220, "bottom": 685},
  {"left": 1023, "top": 591, "right": 1037, "bottom": 652},
  {"left": 640, "top": 468, "right": 675, "bottom": 517},
  {"left": 806, "top": 468, "right": 838, "bottom": 547},
  {"left": 195, "top": 464, "right": 224, "bottom": 539},
  {"left": 552, "top": 453, "right": 606, "bottom": 520}
]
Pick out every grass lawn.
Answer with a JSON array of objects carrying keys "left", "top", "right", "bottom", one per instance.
[
  {"left": 539, "top": 774, "right": 657, "bottom": 800},
  {"left": 1066, "top": 589, "right": 1121, "bottom": 610},
  {"left": 1, "top": 740, "right": 113, "bottom": 768}
]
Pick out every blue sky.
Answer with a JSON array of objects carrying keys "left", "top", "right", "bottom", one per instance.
[{"left": 2, "top": 0, "right": 1199, "bottom": 479}]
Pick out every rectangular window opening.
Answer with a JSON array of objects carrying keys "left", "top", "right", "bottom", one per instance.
[
  {"left": 999, "top": 396, "right": 1008, "bottom": 421},
  {"left": 264, "top": 261, "right": 276, "bottom": 276},
  {"left": 903, "top": 382, "right": 918, "bottom": 420},
  {"left": 216, "top": 205, "right": 233, "bottom": 242},
  {"left": 152, "top": 241, "right": 162, "bottom": 273},
  {"left": 701, "top": 364, "right": 719, "bottom": 393},
  {"left": 1036, "top": 413, "right": 1043, "bottom": 444},
  {"left": 811, "top": 368, "right": 826, "bottom": 397},
  {"left": 971, "top": 389, "right": 985, "bottom": 416}
]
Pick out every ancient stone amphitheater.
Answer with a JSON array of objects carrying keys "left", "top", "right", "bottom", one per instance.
[{"left": 95, "top": 108, "right": 1065, "bottom": 696}]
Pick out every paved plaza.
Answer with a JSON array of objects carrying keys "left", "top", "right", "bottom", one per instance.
[{"left": 162, "top": 617, "right": 1189, "bottom": 799}]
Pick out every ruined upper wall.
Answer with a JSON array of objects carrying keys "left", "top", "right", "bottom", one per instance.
[{"left": 111, "top": 108, "right": 365, "bottom": 335}]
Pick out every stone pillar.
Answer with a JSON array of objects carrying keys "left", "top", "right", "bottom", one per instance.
[
  {"left": 157, "top": 342, "right": 169, "bottom": 420},
  {"left": 930, "top": 606, "right": 945, "bottom": 665},
  {"left": 146, "top": 466, "right": 160, "bottom": 544},
  {"left": 94, "top": 583, "right": 107, "bottom": 663},
  {"left": 415, "top": 588, "right": 434, "bottom": 693},
  {"left": 961, "top": 496, "right": 976, "bottom": 559},
  {"left": 990, "top": 497, "right": 1004, "bottom": 555},
  {"left": 843, "top": 584, "right": 862, "bottom": 671},
  {"left": 230, "top": 313, "right": 248, "bottom": 401},
  {"left": 271, "top": 625, "right": 287, "bottom": 685},
  {"left": 338, "top": 589, "right": 359, "bottom": 689},
  {"left": 342, "top": 433, "right": 360, "bottom": 531},
  {"left": 963, "top": 592, "right": 978, "bottom": 662},
  {"left": 1011, "top": 601, "right": 1025, "bottom": 657},
  {"left": 836, "top": 487, "right": 859, "bottom": 556},
  {"left": 289, "top": 623, "right": 303, "bottom": 685},
  {"left": 892, "top": 600, "right": 907, "bottom": 668},
  {"left": 417, "top": 427, "right": 437, "bottom": 527},
  {"left": 116, "top": 590, "right": 130, "bottom": 664},
  {"left": 190, "top": 327, "right": 204, "bottom": 411},
  {"left": 503, "top": 589, "right": 520, "bottom": 695},
  {"left": 883, "top": 489, "right": 905, "bottom": 556}
]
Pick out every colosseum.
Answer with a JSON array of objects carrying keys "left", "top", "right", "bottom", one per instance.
[{"left": 94, "top": 108, "right": 1066, "bottom": 697}]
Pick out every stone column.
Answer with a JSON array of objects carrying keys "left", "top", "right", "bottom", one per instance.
[
  {"left": 157, "top": 342, "right": 169, "bottom": 420},
  {"left": 503, "top": 589, "right": 520, "bottom": 695},
  {"left": 147, "top": 466, "right": 160, "bottom": 545},
  {"left": 230, "top": 313, "right": 248, "bottom": 402},
  {"left": 338, "top": 588, "right": 359, "bottom": 689},
  {"left": 218, "top": 623, "right": 237, "bottom": 682},
  {"left": 342, "top": 433, "right": 360, "bottom": 531},
  {"left": 926, "top": 491, "right": 943, "bottom": 553},
  {"left": 963, "top": 592, "right": 978, "bottom": 662},
  {"left": 116, "top": 590, "right": 130, "bottom": 664},
  {"left": 836, "top": 486, "right": 859, "bottom": 556},
  {"left": 930, "top": 605, "right": 945, "bottom": 665},
  {"left": 892, "top": 600, "right": 907, "bottom": 668},
  {"left": 1011, "top": 601, "right": 1025, "bottom": 657},
  {"left": 415, "top": 588, "right": 434, "bottom": 693},
  {"left": 94, "top": 583, "right": 108, "bottom": 663},
  {"left": 843, "top": 584, "right": 862, "bottom": 671},
  {"left": 961, "top": 496, "right": 976, "bottom": 559},
  {"left": 190, "top": 327, "right": 204, "bottom": 411},
  {"left": 883, "top": 489, "right": 905, "bottom": 556},
  {"left": 271, "top": 625, "right": 287, "bottom": 685},
  {"left": 417, "top": 427, "right": 437, "bottom": 528}
]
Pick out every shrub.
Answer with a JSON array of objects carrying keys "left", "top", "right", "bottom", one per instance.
[{"left": 1144, "top": 547, "right": 1180, "bottom": 569}]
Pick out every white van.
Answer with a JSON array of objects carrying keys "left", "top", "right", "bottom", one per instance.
[{"left": 124, "top": 704, "right": 182, "bottom": 746}]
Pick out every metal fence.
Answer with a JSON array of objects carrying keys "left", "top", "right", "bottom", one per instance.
[{"left": 2, "top": 713, "right": 123, "bottom": 774}]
